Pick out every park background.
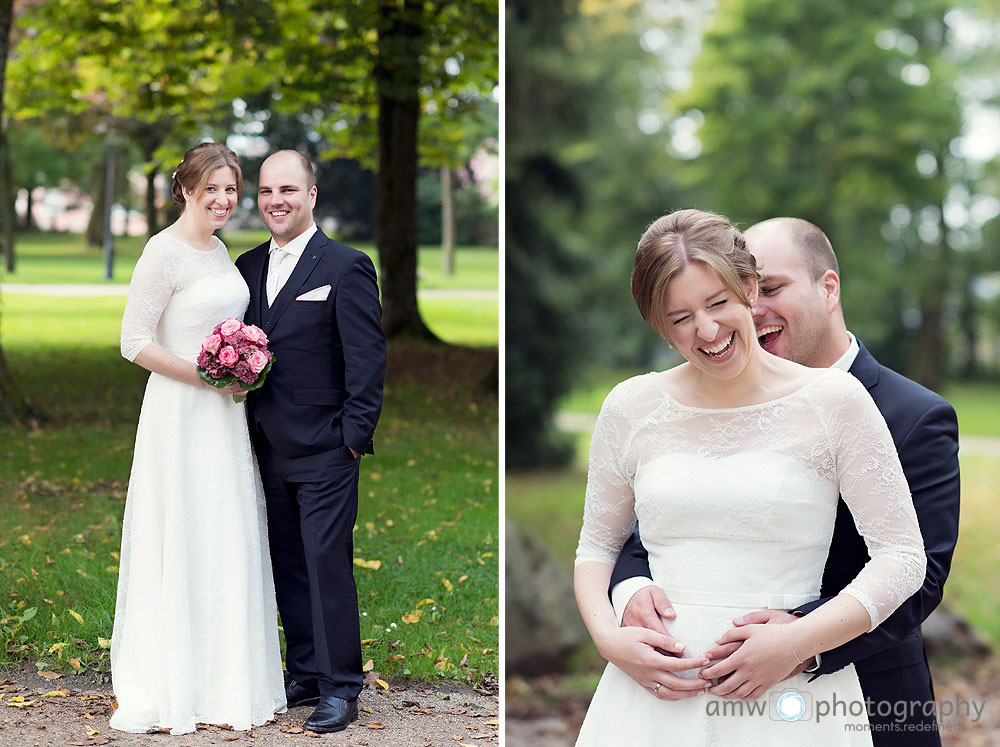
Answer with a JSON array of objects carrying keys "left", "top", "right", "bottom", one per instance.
[
  {"left": 0, "top": 0, "right": 500, "bottom": 740},
  {"left": 506, "top": 0, "right": 1000, "bottom": 744}
]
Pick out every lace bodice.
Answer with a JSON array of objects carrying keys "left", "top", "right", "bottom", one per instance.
[
  {"left": 575, "top": 367, "right": 926, "bottom": 631},
  {"left": 120, "top": 233, "right": 249, "bottom": 363}
]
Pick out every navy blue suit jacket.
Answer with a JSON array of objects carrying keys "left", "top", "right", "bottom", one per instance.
[
  {"left": 235, "top": 229, "right": 386, "bottom": 459},
  {"left": 609, "top": 341, "right": 960, "bottom": 680}
]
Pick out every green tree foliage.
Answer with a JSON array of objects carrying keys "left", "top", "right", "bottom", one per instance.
[
  {"left": 506, "top": 0, "right": 596, "bottom": 468},
  {"left": 7, "top": 0, "right": 272, "bottom": 241},
  {"left": 257, "top": 0, "right": 499, "bottom": 338},
  {"left": 506, "top": 0, "right": 685, "bottom": 467},
  {"left": 672, "top": 0, "right": 964, "bottom": 383}
]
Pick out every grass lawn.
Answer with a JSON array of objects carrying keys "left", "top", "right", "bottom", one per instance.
[
  {"left": 0, "top": 294, "right": 498, "bottom": 686},
  {"left": 1, "top": 230, "right": 499, "bottom": 292}
]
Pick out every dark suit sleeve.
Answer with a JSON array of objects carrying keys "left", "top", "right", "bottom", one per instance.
[
  {"left": 335, "top": 252, "right": 386, "bottom": 454},
  {"left": 609, "top": 526, "right": 653, "bottom": 593},
  {"left": 798, "top": 401, "right": 960, "bottom": 676}
]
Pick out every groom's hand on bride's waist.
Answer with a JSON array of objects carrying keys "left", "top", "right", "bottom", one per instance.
[{"left": 621, "top": 584, "right": 676, "bottom": 640}]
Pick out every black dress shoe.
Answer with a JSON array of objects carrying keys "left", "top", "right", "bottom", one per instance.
[
  {"left": 304, "top": 696, "right": 359, "bottom": 733},
  {"left": 284, "top": 679, "right": 321, "bottom": 709}
]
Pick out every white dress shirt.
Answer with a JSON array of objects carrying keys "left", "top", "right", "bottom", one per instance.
[{"left": 266, "top": 223, "right": 318, "bottom": 307}]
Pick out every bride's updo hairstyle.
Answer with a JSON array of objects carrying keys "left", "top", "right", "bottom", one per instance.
[
  {"left": 170, "top": 142, "right": 243, "bottom": 205},
  {"left": 631, "top": 208, "right": 761, "bottom": 340}
]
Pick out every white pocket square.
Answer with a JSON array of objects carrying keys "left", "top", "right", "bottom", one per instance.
[{"left": 296, "top": 285, "right": 331, "bottom": 302}]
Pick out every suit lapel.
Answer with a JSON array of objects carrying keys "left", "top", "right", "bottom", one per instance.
[
  {"left": 263, "top": 231, "right": 328, "bottom": 334},
  {"left": 249, "top": 245, "right": 269, "bottom": 328},
  {"left": 848, "top": 340, "right": 881, "bottom": 392}
]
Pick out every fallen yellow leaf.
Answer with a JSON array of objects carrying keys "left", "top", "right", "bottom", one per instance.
[
  {"left": 48, "top": 642, "right": 69, "bottom": 655},
  {"left": 68, "top": 609, "right": 84, "bottom": 624},
  {"left": 442, "top": 578, "right": 453, "bottom": 594},
  {"left": 68, "top": 657, "right": 82, "bottom": 671},
  {"left": 369, "top": 721, "right": 387, "bottom": 729},
  {"left": 97, "top": 637, "right": 111, "bottom": 649},
  {"left": 6, "top": 697, "right": 38, "bottom": 708},
  {"left": 375, "top": 679, "right": 389, "bottom": 690},
  {"left": 86, "top": 728, "right": 100, "bottom": 736},
  {"left": 42, "top": 688, "right": 71, "bottom": 697},
  {"left": 362, "top": 659, "right": 374, "bottom": 672},
  {"left": 401, "top": 613, "right": 420, "bottom": 624},
  {"left": 485, "top": 719, "right": 499, "bottom": 725},
  {"left": 434, "top": 657, "right": 449, "bottom": 671},
  {"left": 353, "top": 558, "right": 382, "bottom": 570},
  {"left": 416, "top": 598, "right": 436, "bottom": 608},
  {"left": 457, "top": 575, "right": 469, "bottom": 584},
  {"left": 37, "top": 671, "right": 62, "bottom": 680}
]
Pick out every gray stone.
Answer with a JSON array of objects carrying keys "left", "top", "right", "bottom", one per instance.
[
  {"left": 505, "top": 519, "right": 589, "bottom": 674},
  {"left": 922, "top": 606, "right": 992, "bottom": 660}
]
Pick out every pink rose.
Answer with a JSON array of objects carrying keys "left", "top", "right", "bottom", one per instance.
[
  {"left": 248, "top": 350, "right": 269, "bottom": 375},
  {"left": 243, "top": 324, "right": 266, "bottom": 345},
  {"left": 218, "top": 345, "right": 239, "bottom": 367},
  {"left": 201, "top": 333, "right": 222, "bottom": 354},
  {"left": 219, "top": 318, "right": 242, "bottom": 337}
]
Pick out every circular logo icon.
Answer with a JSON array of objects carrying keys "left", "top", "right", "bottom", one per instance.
[{"left": 775, "top": 691, "right": 807, "bottom": 722}]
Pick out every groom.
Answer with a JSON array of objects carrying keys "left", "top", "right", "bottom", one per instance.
[
  {"left": 236, "top": 150, "right": 386, "bottom": 733},
  {"left": 609, "top": 218, "right": 959, "bottom": 745}
]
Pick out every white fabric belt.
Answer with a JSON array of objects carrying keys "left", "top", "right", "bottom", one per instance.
[{"left": 662, "top": 588, "right": 818, "bottom": 610}]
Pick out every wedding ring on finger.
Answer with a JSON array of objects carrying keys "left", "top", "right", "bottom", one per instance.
[{"left": 653, "top": 682, "right": 662, "bottom": 694}]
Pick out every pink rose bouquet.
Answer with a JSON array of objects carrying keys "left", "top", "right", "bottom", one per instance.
[{"left": 196, "top": 318, "right": 275, "bottom": 402}]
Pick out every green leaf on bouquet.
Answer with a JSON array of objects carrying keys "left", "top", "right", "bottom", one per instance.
[{"left": 197, "top": 354, "right": 276, "bottom": 401}]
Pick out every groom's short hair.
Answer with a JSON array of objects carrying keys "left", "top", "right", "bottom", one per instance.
[
  {"left": 269, "top": 149, "right": 316, "bottom": 189},
  {"left": 752, "top": 217, "right": 839, "bottom": 282}
]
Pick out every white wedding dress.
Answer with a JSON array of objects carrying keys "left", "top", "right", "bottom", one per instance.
[
  {"left": 112, "top": 233, "right": 286, "bottom": 734},
  {"left": 575, "top": 368, "right": 926, "bottom": 746}
]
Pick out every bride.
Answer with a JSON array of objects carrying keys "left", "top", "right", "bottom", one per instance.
[
  {"left": 112, "top": 143, "right": 286, "bottom": 734},
  {"left": 573, "top": 209, "right": 925, "bottom": 745}
]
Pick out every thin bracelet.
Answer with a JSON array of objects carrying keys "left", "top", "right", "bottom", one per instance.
[{"left": 781, "top": 625, "right": 803, "bottom": 664}]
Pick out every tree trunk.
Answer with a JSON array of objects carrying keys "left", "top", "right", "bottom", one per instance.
[
  {"left": 86, "top": 157, "right": 106, "bottom": 248},
  {"left": 955, "top": 266, "right": 978, "bottom": 379},
  {"left": 146, "top": 166, "right": 157, "bottom": 237},
  {"left": 0, "top": 127, "right": 13, "bottom": 273},
  {"left": 22, "top": 184, "right": 33, "bottom": 230},
  {"left": 374, "top": 0, "right": 435, "bottom": 340},
  {"left": 911, "top": 213, "right": 951, "bottom": 391},
  {"left": 441, "top": 166, "right": 455, "bottom": 276},
  {"left": 0, "top": 0, "right": 34, "bottom": 424}
]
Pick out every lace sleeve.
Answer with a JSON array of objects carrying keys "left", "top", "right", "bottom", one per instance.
[
  {"left": 821, "top": 373, "right": 927, "bottom": 632},
  {"left": 575, "top": 385, "right": 637, "bottom": 567},
  {"left": 120, "top": 237, "right": 183, "bottom": 362}
]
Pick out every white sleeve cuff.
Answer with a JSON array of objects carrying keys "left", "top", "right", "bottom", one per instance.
[{"left": 610, "top": 576, "right": 656, "bottom": 625}]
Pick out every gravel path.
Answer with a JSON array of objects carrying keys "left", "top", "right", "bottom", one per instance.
[{"left": 0, "top": 667, "right": 498, "bottom": 747}]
